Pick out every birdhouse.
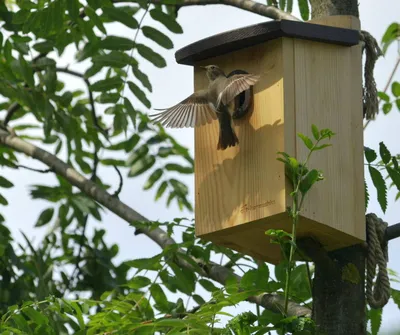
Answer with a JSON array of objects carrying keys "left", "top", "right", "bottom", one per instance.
[{"left": 175, "top": 16, "right": 365, "bottom": 264}]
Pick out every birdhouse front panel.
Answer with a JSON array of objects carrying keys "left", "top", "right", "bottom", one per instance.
[
  {"left": 194, "top": 39, "right": 288, "bottom": 237},
  {"left": 175, "top": 19, "right": 364, "bottom": 263}
]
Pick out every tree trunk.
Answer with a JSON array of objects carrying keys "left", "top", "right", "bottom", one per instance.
[
  {"left": 309, "top": 0, "right": 359, "bottom": 18},
  {"left": 306, "top": 1, "right": 366, "bottom": 334},
  {"left": 312, "top": 245, "right": 366, "bottom": 334}
]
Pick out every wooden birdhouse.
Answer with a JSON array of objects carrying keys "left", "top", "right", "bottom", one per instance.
[{"left": 175, "top": 16, "right": 365, "bottom": 264}]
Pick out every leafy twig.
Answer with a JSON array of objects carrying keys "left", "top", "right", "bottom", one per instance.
[{"left": 0, "top": 128, "right": 310, "bottom": 318}]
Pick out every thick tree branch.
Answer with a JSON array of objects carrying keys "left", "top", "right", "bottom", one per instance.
[
  {"left": 112, "top": 0, "right": 300, "bottom": 21},
  {"left": 0, "top": 129, "right": 310, "bottom": 318}
]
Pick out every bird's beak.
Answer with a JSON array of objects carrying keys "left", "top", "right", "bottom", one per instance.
[{"left": 200, "top": 66, "right": 207, "bottom": 70}]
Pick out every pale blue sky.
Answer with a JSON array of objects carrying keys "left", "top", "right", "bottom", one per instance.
[{"left": 2, "top": 0, "right": 400, "bottom": 332}]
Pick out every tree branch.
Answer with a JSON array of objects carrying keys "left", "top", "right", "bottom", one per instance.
[
  {"left": 0, "top": 129, "right": 310, "bottom": 318},
  {"left": 4, "top": 103, "right": 21, "bottom": 126},
  {"left": 112, "top": 0, "right": 300, "bottom": 21}
]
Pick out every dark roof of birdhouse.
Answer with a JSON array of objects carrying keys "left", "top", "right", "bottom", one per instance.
[{"left": 175, "top": 20, "right": 360, "bottom": 66}]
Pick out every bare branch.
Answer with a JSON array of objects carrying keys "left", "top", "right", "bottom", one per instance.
[
  {"left": 0, "top": 129, "right": 310, "bottom": 317},
  {"left": 4, "top": 103, "right": 21, "bottom": 126},
  {"left": 14, "top": 164, "right": 53, "bottom": 174},
  {"left": 112, "top": 165, "right": 124, "bottom": 197},
  {"left": 112, "top": 0, "right": 300, "bottom": 21}
]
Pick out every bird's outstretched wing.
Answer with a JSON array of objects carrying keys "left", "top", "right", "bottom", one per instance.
[
  {"left": 150, "top": 90, "right": 217, "bottom": 128},
  {"left": 217, "top": 74, "right": 260, "bottom": 108}
]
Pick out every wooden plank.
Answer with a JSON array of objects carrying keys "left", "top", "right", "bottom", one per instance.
[
  {"left": 292, "top": 37, "right": 365, "bottom": 241},
  {"left": 194, "top": 39, "right": 287, "bottom": 237}
]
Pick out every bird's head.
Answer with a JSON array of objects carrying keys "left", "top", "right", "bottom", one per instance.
[{"left": 201, "top": 65, "right": 225, "bottom": 81}]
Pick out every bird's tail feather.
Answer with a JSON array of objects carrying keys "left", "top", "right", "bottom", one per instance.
[{"left": 217, "top": 111, "right": 239, "bottom": 150}]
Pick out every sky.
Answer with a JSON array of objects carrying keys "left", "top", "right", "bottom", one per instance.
[{"left": 2, "top": 0, "right": 400, "bottom": 333}]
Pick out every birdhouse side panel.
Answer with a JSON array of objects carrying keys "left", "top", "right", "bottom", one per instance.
[
  {"left": 292, "top": 39, "right": 365, "bottom": 241},
  {"left": 193, "top": 40, "right": 289, "bottom": 237}
]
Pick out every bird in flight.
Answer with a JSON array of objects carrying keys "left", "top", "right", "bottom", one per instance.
[{"left": 150, "top": 65, "right": 260, "bottom": 150}]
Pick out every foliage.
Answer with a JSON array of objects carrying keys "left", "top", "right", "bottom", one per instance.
[
  {"left": 364, "top": 142, "right": 400, "bottom": 213},
  {"left": 269, "top": 125, "right": 334, "bottom": 333}
]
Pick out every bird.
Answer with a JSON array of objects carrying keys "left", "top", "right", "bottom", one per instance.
[{"left": 149, "top": 65, "right": 260, "bottom": 150}]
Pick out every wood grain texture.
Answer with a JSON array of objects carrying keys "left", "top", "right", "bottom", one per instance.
[
  {"left": 194, "top": 39, "right": 287, "bottom": 238},
  {"left": 193, "top": 16, "right": 365, "bottom": 264}
]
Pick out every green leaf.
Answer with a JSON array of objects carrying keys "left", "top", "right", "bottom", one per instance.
[
  {"left": 126, "top": 255, "right": 162, "bottom": 270},
  {"left": 71, "top": 302, "right": 85, "bottom": 329},
  {"left": 241, "top": 265, "right": 269, "bottom": 291},
  {"left": 23, "top": 307, "right": 48, "bottom": 325},
  {"left": 149, "top": 9, "right": 183, "bottom": 34},
  {"left": 378, "top": 91, "right": 390, "bottom": 102},
  {"left": 85, "top": 6, "right": 106, "bottom": 34},
  {"left": 155, "top": 319, "right": 186, "bottom": 327},
  {"left": 132, "top": 66, "right": 152, "bottom": 92},
  {"left": 142, "top": 26, "right": 173, "bottom": 49},
  {"left": 396, "top": 99, "right": 400, "bottom": 111},
  {"left": 199, "top": 279, "right": 218, "bottom": 292},
  {"left": 127, "top": 145, "right": 149, "bottom": 166},
  {"left": 169, "top": 263, "right": 196, "bottom": 295},
  {"left": 35, "top": 208, "right": 55, "bottom": 227},
  {"left": 66, "top": 0, "right": 80, "bottom": 21},
  {"left": 136, "top": 43, "right": 166, "bottom": 68},
  {"left": 150, "top": 284, "right": 170, "bottom": 312},
  {"left": 96, "top": 92, "right": 120, "bottom": 104},
  {"left": 0, "top": 176, "right": 13, "bottom": 188},
  {"left": 165, "top": 163, "right": 193, "bottom": 174},
  {"left": 0, "top": 193, "right": 8, "bottom": 206},
  {"left": 33, "top": 41, "right": 55, "bottom": 53},
  {"left": 299, "top": 169, "right": 320, "bottom": 195},
  {"left": 19, "top": 55, "right": 34, "bottom": 88},
  {"left": 386, "top": 166, "right": 400, "bottom": 192},
  {"left": 128, "top": 156, "right": 156, "bottom": 177},
  {"left": 93, "top": 51, "right": 137, "bottom": 68},
  {"left": 297, "top": 133, "right": 313, "bottom": 150},
  {"left": 144, "top": 169, "right": 163, "bottom": 190},
  {"left": 91, "top": 76, "right": 123, "bottom": 91},
  {"left": 298, "top": 0, "right": 310, "bottom": 21},
  {"left": 364, "top": 147, "right": 377, "bottom": 163},
  {"left": 279, "top": 0, "right": 286, "bottom": 10},
  {"left": 381, "top": 23, "right": 400, "bottom": 55},
  {"left": 291, "top": 264, "right": 311, "bottom": 301},
  {"left": 383, "top": 102, "right": 392, "bottom": 114},
  {"left": 369, "top": 308, "right": 382, "bottom": 335},
  {"left": 392, "top": 82, "right": 400, "bottom": 97},
  {"left": 128, "top": 81, "right": 151, "bottom": 108},
  {"left": 127, "top": 276, "right": 151, "bottom": 289},
  {"left": 192, "top": 294, "right": 206, "bottom": 305},
  {"left": 369, "top": 166, "right": 387, "bottom": 213},
  {"left": 124, "top": 97, "right": 137, "bottom": 128},
  {"left": 391, "top": 288, "right": 400, "bottom": 309},
  {"left": 100, "top": 36, "right": 135, "bottom": 50},
  {"left": 311, "top": 124, "right": 319, "bottom": 140},
  {"left": 379, "top": 142, "right": 391, "bottom": 164},
  {"left": 313, "top": 143, "right": 332, "bottom": 151},
  {"left": 155, "top": 181, "right": 168, "bottom": 200},
  {"left": 102, "top": 6, "right": 139, "bottom": 29}
]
